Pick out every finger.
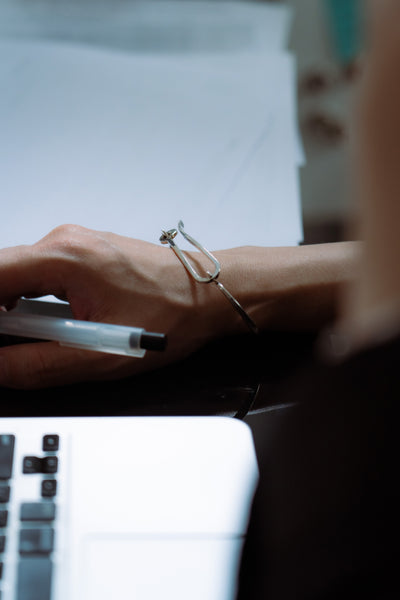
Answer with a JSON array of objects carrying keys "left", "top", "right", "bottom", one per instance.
[
  {"left": 0, "top": 224, "right": 101, "bottom": 306},
  {"left": 0, "top": 342, "right": 134, "bottom": 390},
  {"left": 0, "top": 244, "right": 67, "bottom": 306}
]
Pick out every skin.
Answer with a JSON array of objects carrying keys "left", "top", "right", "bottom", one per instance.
[
  {"left": 0, "top": 225, "right": 358, "bottom": 389},
  {"left": 336, "top": 0, "right": 400, "bottom": 350}
]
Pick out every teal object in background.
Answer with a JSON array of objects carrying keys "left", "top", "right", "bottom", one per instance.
[{"left": 324, "top": 0, "right": 363, "bottom": 65}]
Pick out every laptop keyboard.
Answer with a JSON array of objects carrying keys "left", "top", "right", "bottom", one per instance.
[{"left": 0, "top": 433, "right": 60, "bottom": 600}]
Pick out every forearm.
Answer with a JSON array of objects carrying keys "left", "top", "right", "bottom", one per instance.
[{"left": 193, "top": 242, "right": 360, "bottom": 336}]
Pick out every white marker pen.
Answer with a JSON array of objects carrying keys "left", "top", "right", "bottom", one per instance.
[{"left": 0, "top": 312, "right": 167, "bottom": 357}]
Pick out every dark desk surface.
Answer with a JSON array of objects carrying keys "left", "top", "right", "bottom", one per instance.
[{"left": 0, "top": 330, "right": 318, "bottom": 419}]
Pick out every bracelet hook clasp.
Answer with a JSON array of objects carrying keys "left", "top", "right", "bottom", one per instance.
[{"left": 160, "top": 220, "right": 220, "bottom": 283}]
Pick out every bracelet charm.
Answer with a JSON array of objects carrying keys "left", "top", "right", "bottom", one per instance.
[{"left": 160, "top": 221, "right": 258, "bottom": 335}]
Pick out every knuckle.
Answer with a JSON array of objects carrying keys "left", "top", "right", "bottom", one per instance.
[
  {"left": 39, "top": 225, "right": 89, "bottom": 257},
  {"left": 38, "top": 225, "right": 113, "bottom": 266},
  {"left": 52, "top": 224, "right": 81, "bottom": 236},
  {"left": 43, "top": 224, "right": 85, "bottom": 242}
]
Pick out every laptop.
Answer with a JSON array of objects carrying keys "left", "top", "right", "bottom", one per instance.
[{"left": 0, "top": 416, "right": 258, "bottom": 600}]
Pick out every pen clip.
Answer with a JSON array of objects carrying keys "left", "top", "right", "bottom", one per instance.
[{"left": 160, "top": 220, "right": 220, "bottom": 283}]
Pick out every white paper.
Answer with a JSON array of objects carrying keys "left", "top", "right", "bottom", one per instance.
[{"left": 0, "top": 39, "right": 302, "bottom": 251}]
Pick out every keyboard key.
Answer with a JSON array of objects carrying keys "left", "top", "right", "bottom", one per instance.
[
  {"left": 19, "top": 528, "right": 54, "bottom": 554},
  {"left": 20, "top": 503, "right": 56, "bottom": 522},
  {"left": 42, "top": 435, "right": 59, "bottom": 452},
  {"left": 41, "top": 480, "right": 57, "bottom": 498},
  {"left": 0, "top": 435, "right": 15, "bottom": 480},
  {"left": 23, "top": 456, "right": 58, "bottom": 475},
  {"left": 0, "top": 535, "right": 6, "bottom": 552},
  {"left": 0, "top": 510, "right": 7, "bottom": 528},
  {"left": 42, "top": 456, "right": 58, "bottom": 474},
  {"left": 17, "top": 557, "right": 52, "bottom": 600},
  {"left": 22, "top": 457, "right": 42, "bottom": 474},
  {"left": 0, "top": 485, "right": 10, "bottom": 504}
]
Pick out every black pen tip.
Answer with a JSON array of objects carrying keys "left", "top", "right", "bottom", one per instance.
[{"left": 136, "top": 331, "right": 168, "bottom": 352}]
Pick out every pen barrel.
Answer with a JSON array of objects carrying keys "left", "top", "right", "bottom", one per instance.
[
  {"left": 0, "top": 313, "right": 146, "bottom": 358},
  {"left": 61, "top": 322, "right": 146, "bottom": 358}
]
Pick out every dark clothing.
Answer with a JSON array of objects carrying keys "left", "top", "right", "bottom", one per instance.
[{"left": 238, "top": 334, "right": 400, "bottom": 599}]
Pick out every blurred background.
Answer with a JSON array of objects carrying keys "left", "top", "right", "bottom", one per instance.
[{"left": 287, "top": 0, "right": 364, "bottom": 243}]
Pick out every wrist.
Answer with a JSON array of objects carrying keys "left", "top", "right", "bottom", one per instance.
[
  {"left": 165, "top": 241, "right": 359, "bottom": 350},
  {"left": 212, "top": 242, "right": 359, "bottom": 333}
]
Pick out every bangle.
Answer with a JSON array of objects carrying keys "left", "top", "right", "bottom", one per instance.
[{"left": 160, "top": 221, "right": 259, "bottom": 335}]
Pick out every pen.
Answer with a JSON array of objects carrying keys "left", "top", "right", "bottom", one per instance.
[{"left": 0, "top": 312, "right": 167, "bottom": 357}]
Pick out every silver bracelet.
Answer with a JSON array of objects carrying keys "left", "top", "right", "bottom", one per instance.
[{"left": 160, "top": 221, "right": 258, "bottom": 335}]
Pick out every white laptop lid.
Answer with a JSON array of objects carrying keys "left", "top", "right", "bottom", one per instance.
[{"left": 0, "top": 416, "right": 258, "bottom": 600}]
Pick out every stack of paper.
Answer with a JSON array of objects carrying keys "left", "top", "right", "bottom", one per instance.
[{"left": 0, "top": 0, "right": 303, "bottom": 251}]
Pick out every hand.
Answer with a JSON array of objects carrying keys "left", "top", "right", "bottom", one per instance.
[{"left": 0, "top": 225, "right": 232, "bottom": 389}]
